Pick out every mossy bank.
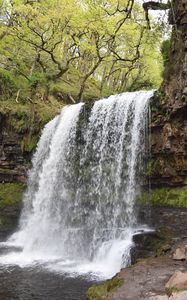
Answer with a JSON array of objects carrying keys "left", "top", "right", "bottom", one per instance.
[
  {"left": 139, "top": 187, "right": 187, "bottom": 208},
  {"left": 0, "top": 183, "right": 25, "bottom": 232}
]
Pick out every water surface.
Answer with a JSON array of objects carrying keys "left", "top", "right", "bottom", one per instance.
[
  {"left": 0, "top": 234, "right": 96, "bottom": 300},
  {"left": 0, "top": 264, "right": 94, "bottom": 300}
]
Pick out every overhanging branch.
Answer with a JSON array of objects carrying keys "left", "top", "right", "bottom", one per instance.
[{"left": 143, "top": 1, "right": 171, "bottom": 29}]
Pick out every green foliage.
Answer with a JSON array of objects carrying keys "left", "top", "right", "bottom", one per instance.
[
  {"left": 0, "top": 183, "right": 25, "bottom": 208},
  {"left": 161, "top": 39, "right": 171, "bottom": 67},
  {"left": 87, "top": 277, "right": 123, "bottom": 300},
  {"left": 29, "top": 73, "right": 46, "bottom": 89},
  {"left": 139, "top": 187, "right": 187, "bottom": 208},
  {"left": 0, "top": 70, "right": 17, "bottom": 100},
  {"left": 0, "top": 0, "right": 165, "bottom": 103},
  {"left": 20, "top": 134, "right": 38, "bottom": 152},
  {"left": 0, "top": 98, "right": 61, "bottom": 135}
]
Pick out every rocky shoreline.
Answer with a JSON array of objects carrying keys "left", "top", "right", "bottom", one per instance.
[{"left": 87, "top": 207, "right": 187, "bottom": 300}]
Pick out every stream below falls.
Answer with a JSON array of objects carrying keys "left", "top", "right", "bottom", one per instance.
[{"left": 0, "top": 262, "right": 94, "bottom": 300}]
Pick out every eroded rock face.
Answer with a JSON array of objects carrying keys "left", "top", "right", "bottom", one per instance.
[
  {"left": 150, "top": 0, "right": 187, "bottom": 187},
  {"left": 0, "top": 114, "right": 29, "bottom": 184}
]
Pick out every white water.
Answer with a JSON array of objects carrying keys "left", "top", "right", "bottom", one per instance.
[{"left": 0, "top": 91, "right": 154, "bottom": 279}]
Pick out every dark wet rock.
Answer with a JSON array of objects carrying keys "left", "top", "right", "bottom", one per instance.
[
  {"left": 150, "top": 207, "right": 187, "bottom": 241},
  {"left": 0, "top": 115, "right": 30, "bottom": 184},
  {"left": 132, "top": 230, "right": 172, "bottom": 263},
  {"left": 0, "top": 113, "right": 31, "bottom": 236}
]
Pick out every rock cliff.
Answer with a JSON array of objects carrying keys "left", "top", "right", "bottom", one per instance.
[
  {"left": 150, "top": 0, "right": 187, "bottom": 187},
  {"left": 0, "top": 113, "right": 29, "bottom": 184}
]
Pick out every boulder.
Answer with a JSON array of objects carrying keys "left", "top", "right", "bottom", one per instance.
[
  {"left": 165, "top": 271, "right": 187, "bottom": 290},
  {"left": 173, "top": 247, "right": 187, "bottom": 261}
]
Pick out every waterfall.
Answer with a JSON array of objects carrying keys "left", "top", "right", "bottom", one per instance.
[{"left": 0, "top": 90, "right": 154, "bottom": 279}]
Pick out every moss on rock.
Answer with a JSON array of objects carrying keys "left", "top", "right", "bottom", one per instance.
[
  {"left": 0, "top": 97, "right": 61, "bottom": 157},
  {"left": 146, "top": 159, "right": 162, "bottom": 177},
  {"left": 0, "top": 97, "right": 61, "bottom": 136},
  {"left": 20, "top": 134, "right": 38, "bottom": 152},
  {"left": 0, "top": 183, "right": 25, "bottom": 208},
  {"left": 87, "top": 277, "right": 123, "bottom": 300},
  {"left": 139, "top": 187, "right": 187, "bottom": 207},
  {"left": 0, "top": 183, "right": 25, "bottom": 229}
]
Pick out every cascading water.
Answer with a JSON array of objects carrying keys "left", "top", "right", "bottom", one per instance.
[{"left": 0, "top": 90, "right": 154, "bottom": 279}]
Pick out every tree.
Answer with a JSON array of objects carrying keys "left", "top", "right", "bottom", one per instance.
[{"left": 0, "top": 0, "right": 165, "bottom": 103}]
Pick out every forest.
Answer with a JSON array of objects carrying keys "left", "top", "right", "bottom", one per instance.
[
  {"left": 0, "top": 0, "right": 167, "bottom": 104},
  {"left": 0, "top": 1, "right": 187, "bottom": 300}
]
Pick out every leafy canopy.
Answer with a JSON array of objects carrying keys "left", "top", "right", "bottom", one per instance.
[{"left": 0, "top": 0, "right": 164, "bottom": 102}]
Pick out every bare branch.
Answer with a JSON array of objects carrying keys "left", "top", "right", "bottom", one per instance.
[
  {"left": 115, "top": 0, "right": 134, "bottom": 34},
  {"left": 109, "top": 27, "right": 144, "bottom": 64}
]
